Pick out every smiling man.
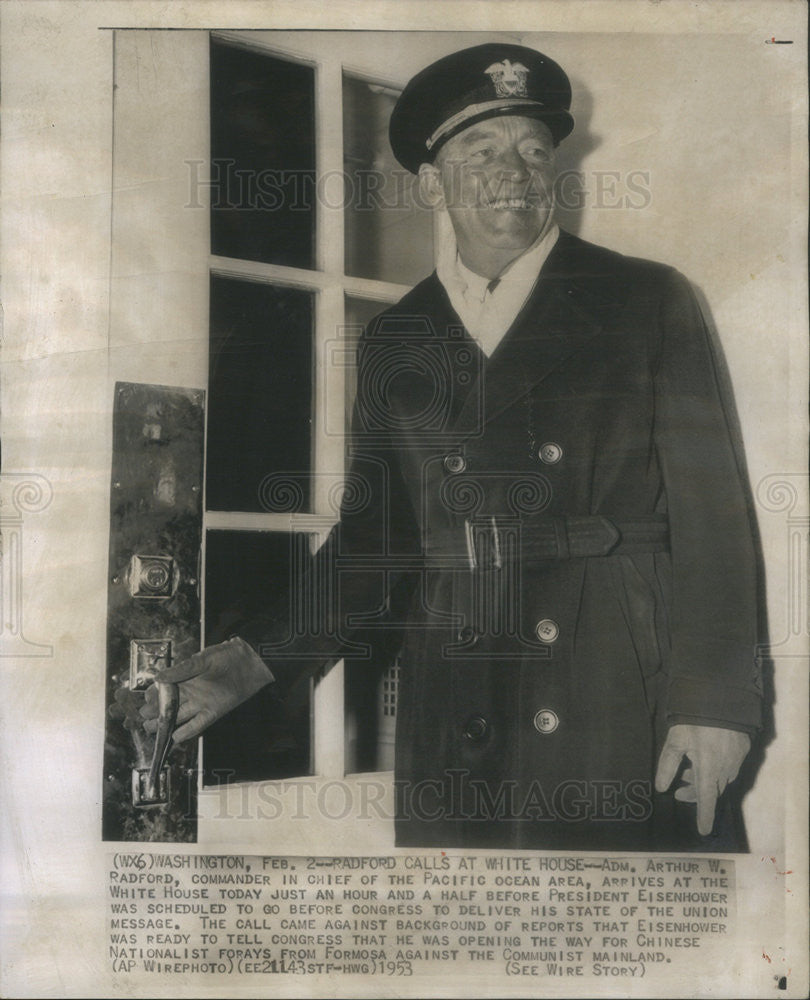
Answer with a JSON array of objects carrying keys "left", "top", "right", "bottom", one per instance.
[
  {"left": 144, "top": 42, "right": 762, "bottom": 852},
  {"left": 425, "top": 116, "right": 558, "bottom": 272}
]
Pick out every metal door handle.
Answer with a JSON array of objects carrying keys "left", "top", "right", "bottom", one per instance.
[
  {"left": 132, "top": 679, "right": 179, "bottom": 807},
  {"left": 144, "top": 681, "right": 179, "bottom": 802}
]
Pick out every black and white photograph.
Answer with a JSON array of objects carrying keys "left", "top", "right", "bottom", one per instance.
[{"left": 1, "top": 2, "right": 807, "bottom": 997}]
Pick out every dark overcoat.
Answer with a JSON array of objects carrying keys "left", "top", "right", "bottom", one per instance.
[{"left": 245, "top": 230, "right": 763, "bottom": 852}]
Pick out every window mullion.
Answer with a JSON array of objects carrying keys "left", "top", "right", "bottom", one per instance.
[
  {"left": 209, "top": 255, "right": 328, "bottom": 291},
  {"left": 313, "top": 52, "right": 347, "bottom": 518},
  {"left": 312, "top": 54, "right": 347, "bottom": 780},
  {"left": 315, "top": 54, "right": 346, "bottom": 277}
]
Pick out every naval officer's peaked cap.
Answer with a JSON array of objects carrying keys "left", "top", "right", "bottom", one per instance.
[{"left": 389, "top": 43, "right": 574, "bottom": 174}]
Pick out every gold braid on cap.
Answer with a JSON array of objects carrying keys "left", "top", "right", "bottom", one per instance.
[{"left": 425, "top": 98, "right": 546, "bottom": 152}]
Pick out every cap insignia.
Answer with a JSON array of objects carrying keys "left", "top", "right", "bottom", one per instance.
[{"left": 484, "top": 60, "right": 530, "bottom": 98}]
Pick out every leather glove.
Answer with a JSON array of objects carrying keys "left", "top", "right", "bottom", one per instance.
[
  {"left": 655, "top": 723, "right": 751, "bottom": 836},
  {"left": 140, "top": 637, "right": 273, "bottom": 743}
]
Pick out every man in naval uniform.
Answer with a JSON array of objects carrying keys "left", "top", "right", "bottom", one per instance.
[{"left": 144, "top": 43, "right": 762, "bottom": 851}]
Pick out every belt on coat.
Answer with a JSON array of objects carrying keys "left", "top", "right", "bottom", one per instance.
[{"left": 424, "top": 514, "right": 669, "bottom": 571}]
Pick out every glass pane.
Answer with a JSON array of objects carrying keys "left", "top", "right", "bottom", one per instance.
[
  {"left": 211, "top": 39, "right": 315, "bottom": 269},
  {"left": 342, "top": 295, "right": 389, "bottom": 421},
  {"left": 207, "top": 276, "right": 313, "bottom": 512},
  {"left": 343, "top": 74, "right": 433, "bottom": 286},
  {"left": 344, "top": 656, "right": 399, "bottom": 774},
  {"left": 202, "top": 530, "right": 311, "bottom": 784}
]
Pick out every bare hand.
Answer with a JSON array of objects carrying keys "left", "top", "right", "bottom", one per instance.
[
  {"left": 140, "top": 637, "right": 273, "bottom": 743},
  {"left": 655, "top": 724, "right": 750, "bottom": 836}
]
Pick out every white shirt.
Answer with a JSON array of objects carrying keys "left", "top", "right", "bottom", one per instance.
[{"left": 436, "top": 222, "right": 560, "bottom": 357}]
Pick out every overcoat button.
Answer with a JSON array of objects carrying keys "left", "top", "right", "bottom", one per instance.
[
  {"left": 535, "top": 619, "right": 559, "bottom": 643},
  {"left": 533, "top": 709, "right": 559, "bottom": 734},
  {"left": 539, "top": 442, "right": 563, "bottom": 464},
  {"left": 457, "top": 625, "right": 477, "bottom": 645},
  {"left": 462, "top": 716, "right": 489, "bottom": 742},
  {"left": 444, "top": 453, "right": 466, "bottom": 473}
]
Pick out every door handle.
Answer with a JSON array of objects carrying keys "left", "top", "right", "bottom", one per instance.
[
  {"left": 132, "top": 680, "right": 179, "bottom": 807},
  {"left": 147, "top": 680, "right": 179, "bottom": 800}
]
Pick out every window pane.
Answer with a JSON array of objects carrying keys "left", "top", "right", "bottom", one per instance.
[
  {"left": 345, "top": 657, "right": 399, "bottom": 774},
  {"left": 343, "top": 75, "right": 433, "bottom": 286},
  {"left": 342, "top": 295, "right": 389, "bottom": 421},
  {"left": 207, "top": 276, "right": 313, "bottom": 512},
  {"left": 202, "top": 530, "right": 311, "bottom": 783},
  {"left": 211, "top": 39, "right": 315, "bottom": 269}
]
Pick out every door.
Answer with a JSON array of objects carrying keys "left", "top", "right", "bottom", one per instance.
[{"left": 103, "top": 28, "right": 448, "bottom": 847}]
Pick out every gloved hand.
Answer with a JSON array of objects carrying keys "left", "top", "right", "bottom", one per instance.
[
  {"left": 140, "top": 637, "right": 274, "bottom": 743},
  {"left": 655, "top": 723, "right": 751, "bottom": 836}
]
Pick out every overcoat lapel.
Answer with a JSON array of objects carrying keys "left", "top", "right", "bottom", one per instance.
[{"left": 451, "top": 232, "right": 606, "bottom": 437}]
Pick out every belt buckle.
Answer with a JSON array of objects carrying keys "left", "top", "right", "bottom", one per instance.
[{"left": 464, "top": 515, "right": 503, "bottom": 572}]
